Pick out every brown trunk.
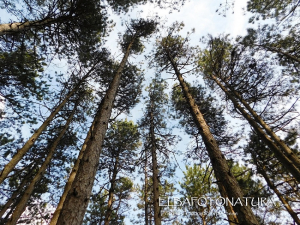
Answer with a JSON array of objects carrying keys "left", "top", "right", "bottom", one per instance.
[
  {"left": 150, "top": 109, "right": 161, "bottom": 225},
  {"left": 228, "top": 83, "right": 300, "bottom": 168},
  {"left": 50, "top": 109, "right": 97, "bottom": 225},
  {"left": 253, "top": 157, "right": 300, "bottom": 224},
  {"left": 211, "top": 75, "right": 300, "bottom": 183},
  {"left": 144, "top": 154, "right": 149, "bottom": 225},
  {"left": 0, "top": 166, "right": 35, "bottom": 219},
  {"left": 56, "top": 38, "right": 135, "bottom": 225},
  {"left": 218, "top": 183, "right": 240, "bottom": 224},
  {"left": 0, "top": 67, "right": 95, "bottom": 185},
  {"left": 257, "top": 44, "right": 300, "bottom": 64},
  {"left": 6, "top": 100, "right": 78, "bottom": 225},
  {"left": 104, "top": 156, "right": 119, "bottom": 225},
  {"left": 0, "top": 16, "right": 72, "bottom": 36},
  {"left": 167, "top": 53, "right": 259, "bottom": 225}
]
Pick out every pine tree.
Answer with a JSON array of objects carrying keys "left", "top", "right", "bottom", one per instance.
[
  {"left": 152, "top": 22, "right": 259, "bottom": 225},
  {"left": 56, "top": 19, "right": 157, "bottom": 225}
]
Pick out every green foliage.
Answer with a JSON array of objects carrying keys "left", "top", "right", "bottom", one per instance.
[
  {"left": 179, "top": 164, "right": 222, "bottom": 225},
  {"left": 172, "top": 83, "right": 232, "bottom": 144},
  {"left": 84, "top": 177, "right": 133, "bottom": 225},
  {"left": 120, "top": 19, "right": 157, "bottom": 54},
  {"left": 246, "top": 0, "right": 300, "bottom": 22}
]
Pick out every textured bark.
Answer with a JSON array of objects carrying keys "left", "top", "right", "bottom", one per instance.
[
  {"left": 218, "top": 183, "right": 240, "bottom": 225},
  {"left": 50, "top": 113, "right": 95, "bottom": 225},
  {"left": 150, "top": 109, "right": 161, "bottom": 225},
  {"left": 211, "top": 75, "right": 300, "bottom": 183},
  {"left": 144, "top": 157, "right": 149, "bottom": 225},
  {"left": 0, "top": 16, "right": 71, "bottom": 36},
  {"left": 167, "top": 52, "right": 259, "bottom": 225},
  {"left": 56, "top": 38, "right": 135, "bottom": 225},
  {"left": 104, "top": 156, "right": 119, "bottom": 225},
  {"left": 0, "top": 67, "right": 94, "bottom": 185},
  {"left": 6, "top": 101, "right": 78, "bottom": 225}
]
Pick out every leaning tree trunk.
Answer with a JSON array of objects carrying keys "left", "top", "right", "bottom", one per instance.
[
  {"left": 0, "top": 66, "right": 95, "bottom": 185},
  {"left": 56, "top": 37, "right": 136, "bottom": 225},
  {"left": 0, "top": 164, "right": 35, "bottom": 221},
  {"left": 104, "top": 156, "right": 119, "bottom": 225},
  {"left": 50, "top": 119, "right": 94, "bottom": 225},
  {"left": 252, "top": 154, "right": 300, "bottom": 225},
  {"left": 0, "top": 15, "right": 72, "bottom": 36},
  {"left": 167, "top": 52, "right": 259, "bottom": 225},
  {"left": 256, "top": 44, "right": 300, "bottom": 64},
  {"left": 221, "top": 76, "right": 300, "bottom": 168},
  {"left": 6, "top": 100, "right": 79, "bottom": 225},
  {"left": 218, "top": 183, "right": 240, "bottom": 224},
  {"left": 210, "top": 74, "right": 300, "bottom": 183},
  {"left": 150, "top": 107, "right": 161, "bottom": 225}
]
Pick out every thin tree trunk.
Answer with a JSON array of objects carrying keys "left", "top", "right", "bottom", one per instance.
[
  {"left": 144, "top": 154, "right": 149, "bottom": 225},
  {"left": 167, "top": 52, "right": 259, "bottom": 225},
  {"left": 56, "top": 37, "right": 135, "bottom": 225},
  {"left": 5, "top": 100, "right": 79, "bottom": 225},
  {"left": 0, "top": 165, "right": 35, "bottom": 219},
  {"left": 0, "top": 67, "right": 95, "bottom": 185},
  {"left": 211, "top": 74, "right": 300, "bottom": 183},
  {"left": 150, "top": 108, "right": 161, "bottom": 225},
  {"left": 104, "top": 156, "right": 119, "bottom": 225},
  {"left": 257, "top": 44, "right": 300, "bottom": 64},
  {"left": 253, "top": 156, "right": 300, "bottom": 225}
]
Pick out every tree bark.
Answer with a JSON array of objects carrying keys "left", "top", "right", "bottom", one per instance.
[
  {"left": 104, "top": 156, "right": 119, "bottom": 225},
  {"left": 218, "top": 183, "right": 240, "bottom": 225},
  {"left": 0, "top": 16, "right": 72, "bottom": 36},
  {"left": 211, "top": 74, "right": 300, "bottom": 183},
  {"left": 56, "top": 37, "right": 135, "bottom": 225},
  {"left": 6, "top": 100, "right": 78, "bottom": 225},
  {"left": 144, "top": 154, "right": 149, "bottom": 225},
  {"left": 150, "top": 108, "right": 161, "bottom": 225},
  {"left": 0, "top": 66, "right": 95, "bottom": 185},
  {"left": 167, "top": 52, "right": 259, "bottom": 225},
  {"left": 50, "top": 110, "right": 96, "bottom": 225}
]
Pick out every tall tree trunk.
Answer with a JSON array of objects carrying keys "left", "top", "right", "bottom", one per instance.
[
  {"left": 220, "top": 76, "right": 300, "bottom": 168},
  {"left": 56, "top": 37, "right": 135, "bottom": 225},
  {"left": 144, "top": 154, "right": 149, "bottom": 225},
  {"left": 104, "top": 155, "right": 119, "bottom": 225},
  {"left": 167, "top": 52, "right": 259, "bottom": 225},
  {"left": 253, "top": 155, "right": 300, "bottom": 225},
  {"left": 50, "top": 109, "right": 97, "bottom": 225},
  {"left": 150, "top": 108, "right": 161, "bottom": 225},
  {"left": 0, "top": 67, "right": 95, "bottom": 185},
  {"left": 0, "top": 165, "right": 35, "bottom": 220},
  {"left": 6, "top": 100, "right": 79, "bottom": 225},
  {"left": 218, "top": 183, "right": 240, "bottom": 224},
  {"left": 210, "top": 74, "right": 300, "bottom": 183},
  {"left": 0, "top": 16, "right": 72, "bottom": 36}
]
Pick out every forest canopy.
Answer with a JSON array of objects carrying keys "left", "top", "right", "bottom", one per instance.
[{"left": 0, "top": 0, "right": 300, "bottom": 224}]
